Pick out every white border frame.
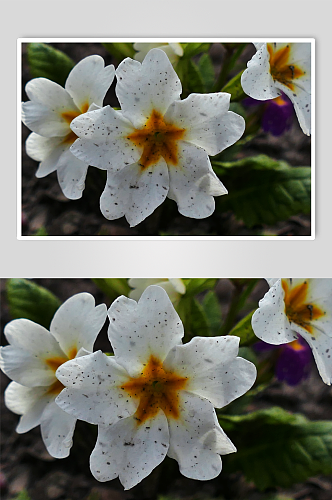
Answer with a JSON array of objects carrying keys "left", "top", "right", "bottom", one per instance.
[{"left": 17, "top": 38, "right": 315, "bottom": 241}]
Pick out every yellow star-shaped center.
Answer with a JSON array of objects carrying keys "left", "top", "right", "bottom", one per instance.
[
  {"left": 45, "top": 346, "right": 78, "bottom": 395},
  {"left": 121, "top": 355, "right": 188, "bottom": 424},
  {"left": 127, "top": 109, "right": 186, "bottom": 170},
  {"left": 267, "top": 44, "right": 304, "bottom": 91},
  {"left": 282, "top": 279, "right": 324, "bottom": 334}
]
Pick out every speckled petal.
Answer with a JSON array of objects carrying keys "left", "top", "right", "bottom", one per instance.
[
  {"left": 56, "top": 351, "right": 136, "bottom": 425},
  {"left": 241, "top": 44, "right": 280, "bottom": 100},
  {"left": 22, "top": 78, "right": 79, "bottom": 137},
  {"left": 165, "top": 93, "right": 245, "bottom": 155},
  {"left": 65, "top": 55, "right": 115, "bottom": 111},
  {"left": 167, "top": 391, "right": 236, "bottom": 480},
  {"left": 252, "top": 279, "right": 297, "bottom": 344},
  {"left": 90, "top": 411, "right": 169, "bottom": 489},
  {"left": 50, "top": 293, "right": 107, "bottom": 358},
  {"left": 116, "top": 48, "right": 182, "bottom": 128},
  {"left": 277, "top": 82, "right": 311, "bottom": 135},
  {"left": 100, "top": 158, "right": 169, "bottom": 227},
  {"left": 107, "top": 285, "right": 184, "bottom": 377},
  {"left": 40, "top": 400, "right": 77, "bottom": 458},
  {"left": 299, "top": 330, "right": 332, "bottom": 385},
  {"left": 55, "top": 149, "right": 89, "bottom": 200},
  {"left": 167, "top": 142, "right": 227, "bottom": 219},
  {"left": 70, "top": 106, "right": 139, "bottom": 172}
]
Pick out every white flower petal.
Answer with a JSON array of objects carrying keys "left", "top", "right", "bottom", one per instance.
[
  {"left": 241, "top": 44, "right": 280, "bottom": 100},
  {"left": 100, "top": 158, "right": 169, "bottom": 227},
  {"left": 251, "top": 279, "right": 297, "bottom": 344},
  {"left": 165, "top": 93, "right": 245, "bottom": 155},
  {"left": 300, "top": 330, "right": 332, "bottom": 385},
  {"left": 167, "top": 142, "right": 227, "bottom": 219},
  {"left": 5, "top": 381, "right": 50, "bottom": 433},
  {"left": 90, "top": 411, "right": 169, "bottom": 489},
  {"left": 70, "top": 107, "right": 138, "bottom": 172},
  {"left": 40, "top": 400, "right": 76, "bottom": 458},
  {"left": 23, "top": 78, "right": 79, "bottom": 137},
  {"left": 56, "top": 351, "right": 136, "bottom": 425},
  {"left": 50, "top": 293, "right": 107, "bottom": 358},
  {"left": 116, "top": 48, "right": 182, "bottom": 128},
  {"left": 134, "top": 43, "right": 183, "bottom": 65},
  {"left": 277, "top": 82, "right": 311, "bottom": 135},
  {"left": 108, "top": 285, "right": 184, "bottom": 377},
  {"left": 56, "top": 149, "right": 89, "bottom": 200},
  {"left": 26, "top": 133, "right": 65, "bottom": 177},
  {"left": 65, "top": 55, "right": 115, "bottom": 111},
  {"left": 167, "top": 392, "right": 236, "bottom": 481}
]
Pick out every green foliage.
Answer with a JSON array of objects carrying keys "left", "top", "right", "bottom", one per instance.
[
  {"left": 229, "top": 309, "right": 257, "bottom": 346},
  {"left": 102, "top": 42, "right": 136, "bottom": 60},
  {"left": 27, "top": 43, "right": 75, "bottom": 86},
  {"left": 197, "top": 53, "right": 215, "bottom": 92},
  {"left": 32, "top": 226, "right": 48, "bottom": 236},
  {"left": 92, "top": 278, "right": 130, "bottom": 301},
  {"left": 6, "top": 279, "right": 61, "bottom": 329},
  {"left": 183, "top": 278, "right": 216, "bottom": 295},
  {"left": 10, "top": 491, "right": 32, "bottom": 500},
  {"left": 181, "top": 43, "right": 211, "bottom": 58},
  {"left": 177, "top": 296, "right": 210, "bottom": 340},
  {"left": 221, "top": 69, "right": 246, "bottom": 101},
  {"left": 202, "top": 290, "right": 222, "bottom": 334},
  {"left": 213, "top": 155, "right": 311, "bottom": 228},
  {"left": 219, "top": 407, "right": 332, "bottom": 489}
]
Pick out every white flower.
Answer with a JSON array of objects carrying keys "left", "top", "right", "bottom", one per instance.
[
  {"left": 241, "top": 43, "right": 311, "bottom": 135},
  {"left": 22, "top": 55, "right": 115, "bottom": 199},
  {"left": 252, "top": 279, "right": 332, "bottom": 385},
  {"left": 56, "top": 285, "right": 256, "bottom": 489},
  {"left": 128, "top": 278, "right": 185, "bottom": 304},
  {"left": 0, "top": 293, "right": 107, "bottom": 458},
  {"left": 133, "top": 42, "right": 184, "bottom": 65},
  {"left": 70, "top": 49, "right": 245, "bottom": 226}
]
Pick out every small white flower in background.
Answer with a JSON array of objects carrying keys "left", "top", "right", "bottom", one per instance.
[
  {"left": 0, "top": 293, "right": 107, "bottom": 458},
  {"left": 56, "top": 285, "right": 256, "bottom": 489},
  {"left": 241, "top": 43, "right": 311, "bottom": 135},
  {"left": 252, "top": 279, "right": 332, "bottom": 385},
  {"left": 70, "top": 49, "right": 245, "bottom": 227},
  {"left": 128, "top": 278, "right": 186, "bottom": 304},
  {"left": 22, "top": 56, "right": 115, "bottom": 199},
  {"left": 133, "top": 42, "right": 184, "bottom": 65}
]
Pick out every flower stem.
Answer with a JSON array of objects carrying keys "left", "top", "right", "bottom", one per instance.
[{"left": 213, "top": 43, "right": 247, "bottom": 92}]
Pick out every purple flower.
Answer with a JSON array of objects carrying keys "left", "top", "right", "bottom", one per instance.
[
  {"left": 243, "top": 93, "right": 294, "bottom": 136},
  {"left": 255, "top": 337, "right": 312, "bottom": 386}
]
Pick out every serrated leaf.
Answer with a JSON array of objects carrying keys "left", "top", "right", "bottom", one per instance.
[
  {"left": 213, "top": 155, "right": 311, "bottom": 227},
  {"left": 27, "top": 43, "right": 75, "bottom": 86},
  {"left": 229, "top": 310, "right": 257, "bottom": 346},
  {"left": 219, "top": 407, "right": 332, "bottom": 489},
  {"left": 92, "top": 278, "right": 130, "bottom": 301},
  {"left": 197, "top": 53, "right": 215, "bottom": 92},
  {"left": 202, "top": 290, "right": 222, "bottom": 334},
  {"left": 102, "top": 43, "right": 135, "bottom": 60},
  {"left": 6, "top": 279, "right": 61, "bottom": 329},
  {"left": 221, "top": 69, "right": 246, "bottom": 101}
]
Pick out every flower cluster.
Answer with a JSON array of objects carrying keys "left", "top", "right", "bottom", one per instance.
[{"left": 1, "top": 285, "right": 256, "bottom": 489}]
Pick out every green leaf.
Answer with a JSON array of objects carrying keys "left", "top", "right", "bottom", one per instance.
[
  {"left": 183, "top": 278, "right": 217, "bottom": 296},
  {"left": 178, "top": 296, "right": 210, "bottom": 340},
  {"left": 229, "top": 310, "right": 257, "bottom": 346},
  {"left": 197, "top": 53, "right": 215, "bottom": 92},
  {"left": 202, "top": 290, "right": 222, "bottom": 334},
  {"left": 176, "top": 59, "right": 205, "bottom": 95},
  {"left": 102, "top": 43, "right": 135, "bottom": 60},
  {"left": 181, "top": 43, "right": 210, "bottom": 58},
  {"left": 213, "top": 155, "right": 311, "bottom": 227},
  {"left": 10, "top": 490, "right": 32, "bottom": 500},
  {"left": 219, "top": 407, "right": 332, "bottom": 489},
  {"left": 221, "top": 69, "right": 246, "bottom": 101},
  {"left": 92, "top": 278, "right": 130, "bottom": 301},
  {"left": 27, "top": 43, "right": 75, "bottom": 86},
  {"left": 6, "top": 279, "right": 61, "bottom": 329}
]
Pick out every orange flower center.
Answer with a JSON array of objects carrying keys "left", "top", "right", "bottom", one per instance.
[
  {"left": 267, "top": 44, "right": 304, "bottom": 91},
  {"left": 61, "top": 102, "right": 90, "bottom": 145},
  {"left": 282, "top": 279, "right": 324, "bottom": 334},
  {"left": 45, "top": 346, "right": 78, "bottom": 395},
  {"left": 121, "top": 355, "right": 188, "bottom": 425},
  {"left": 127, "top": 109, "right": 185, "bottom": 170}
]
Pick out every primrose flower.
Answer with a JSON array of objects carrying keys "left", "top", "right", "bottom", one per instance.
[
  {"left": 241, "top": 43, "right": 311, "bottom": 135},
  {"left": 128, "top": 278, "right": 186, "bottom": 304},
  {"left": 70, "top": 49, "right": 245, "bottom": 227},
  {"left": 252, "top": 279, "right": 332, "bottom": 385},
  {"left": 0, "top": 293, "right": 107, "bottom": 458},
  {"left": 244, "top": 93, "right": 294, "bottom": 136},
  {"left": 133, "top": 42, "right": 184, "bottom": 65},
  {"left": 22, "top": 55, "right": 115, "bottom": 199},
  {"left": 56, "top": 285, "right": 256, "bottom": 489}
]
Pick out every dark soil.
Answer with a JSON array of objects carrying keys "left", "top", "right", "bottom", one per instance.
[
  {"left": 21, "top": 43, "right": 311, "bottom": 237},
  {"left": 1, "top": 279, "right": 331, "bottom": 500}
]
